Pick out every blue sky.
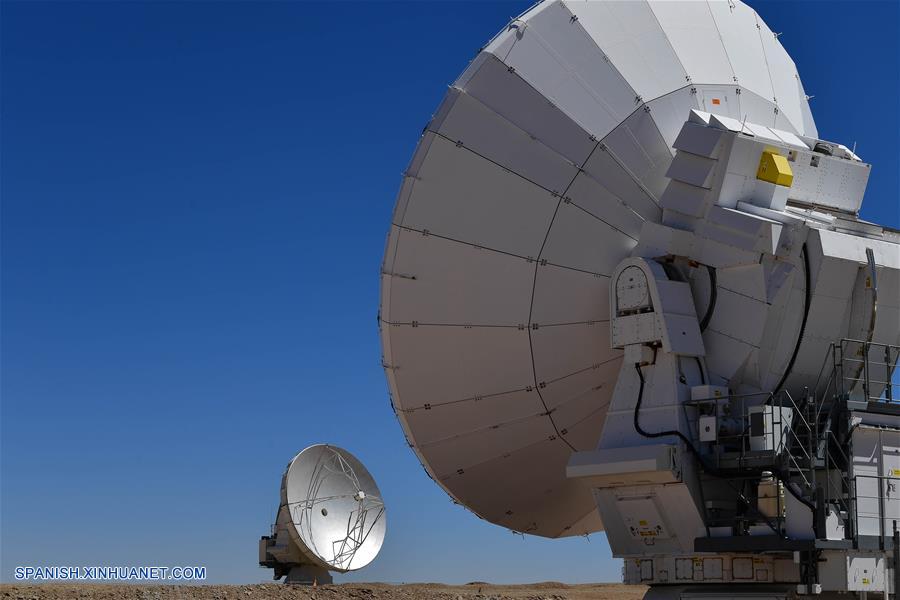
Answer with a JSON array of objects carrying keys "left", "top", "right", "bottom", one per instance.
[{"left": 1, "top": 0, "right": 898, "bottom": 586}]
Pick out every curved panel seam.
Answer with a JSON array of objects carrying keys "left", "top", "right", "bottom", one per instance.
[
  {"left": 390, "top": 223, "right": 615, "bottom": 278},
  {"left": 704, "top": 0, "right": 738, "bottom": 85},
  {"left": 521, "top": 8, "right": 636, "bottom": 127},
  {"left": 526, "top": 141, "right": 602, "bottom": 452},
  {"left": 645, "top": 0, "right": 692, "bottom": 85},
  {"left": 557, "top": 0, "right": 640, "bottom": 109}
]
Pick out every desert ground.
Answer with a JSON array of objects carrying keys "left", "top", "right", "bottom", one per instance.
[{"left": 1, "top": 582, "right": 647, "bottom": 600}]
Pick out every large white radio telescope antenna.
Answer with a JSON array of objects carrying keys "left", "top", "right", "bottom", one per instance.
[
  {"left": 382, "top": 0, "right": 823, "bottom": 538},
  {"left": 259, "top": 445, "right": 386, "bottom": 584},
  {"left": 381, "top": 1, "right": 900, "bottom": 597}
]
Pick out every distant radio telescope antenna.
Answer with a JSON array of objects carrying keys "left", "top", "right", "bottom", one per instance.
[{"left": 258, "top": 445, "right": 386, "bottom": 584}]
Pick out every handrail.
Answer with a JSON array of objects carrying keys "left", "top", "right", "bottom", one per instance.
[
  {"left": 838, "top": 338, "right": 899, "bottom": 403},
  {"left": 812, "top": 342, "right": 838, "bottom": 402},
  {"left": 682, "top": 338, "right": 898, "bottom": 546},
  {"left": 851, "top": 474, "right": 900, "bottom": 545}
]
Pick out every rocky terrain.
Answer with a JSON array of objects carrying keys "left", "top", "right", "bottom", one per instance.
[{"left": 1, "top": 582, "right": 647, "bottom": 600}]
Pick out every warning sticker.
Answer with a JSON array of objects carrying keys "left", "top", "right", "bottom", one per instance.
[{"left": 621, "top": 498, "right": 670, "bottom": 540}]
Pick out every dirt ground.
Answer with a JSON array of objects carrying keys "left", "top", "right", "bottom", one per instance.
[{"left": 1, "top": 582, "right": 647, "bottom": 600}]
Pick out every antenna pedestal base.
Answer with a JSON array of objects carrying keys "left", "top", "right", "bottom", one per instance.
[{"left": 283, "top": 564, "right": 333, "bottom": 586}]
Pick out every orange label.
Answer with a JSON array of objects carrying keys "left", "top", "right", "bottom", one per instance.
[{"left": 712, "top": 98, "right": 721, "bottom": 105}]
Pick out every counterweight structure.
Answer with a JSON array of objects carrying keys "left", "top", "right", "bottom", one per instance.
[{"left": 379, "top": 1, "right": 900, "bottom": 598}]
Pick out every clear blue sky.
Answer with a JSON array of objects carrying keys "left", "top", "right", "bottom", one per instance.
[{"left": 1, "top": 0, "right": 898, "bottom": 586}]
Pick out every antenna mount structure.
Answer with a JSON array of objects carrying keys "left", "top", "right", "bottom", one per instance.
[{"left": 380, "top": 1, "right": 900, "bottom": 598}]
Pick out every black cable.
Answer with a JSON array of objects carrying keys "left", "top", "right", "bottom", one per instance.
[
  {"left": 633, "top": 361, "right": 718, "bottom": 467},
  {"left": 774, "top": 242, "right": 812, "bottom": 395},
  {"left": 694, "top": 357, "right": 706, "bottom": 385},
  {"left": 699, "top": 265, "right": 717, "bottom": 332},
  {"left": 632, "top": 361, "right": 817, "bottom": 513}
]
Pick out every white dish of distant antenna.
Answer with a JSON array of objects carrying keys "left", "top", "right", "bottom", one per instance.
[
  {"left": 380, "top": 0, "right": 821, "bottom": 538},
  {"left": 259, "top": 445, "right": 385, "bottom": 583},
  {"left": 282, "top": 445, "right": 385, "bottom": 571}
]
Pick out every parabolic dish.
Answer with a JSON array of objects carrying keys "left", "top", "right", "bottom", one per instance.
[
  {"left": 380, "top": 0, "right": 817, "bottom": 537},
  {"left": 280, "top": 445, "right": 386, "bottom": 571}
]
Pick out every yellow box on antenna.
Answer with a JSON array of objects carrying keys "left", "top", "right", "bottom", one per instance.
[{"left": 756, "top": 149, "right": 793, "bottom": 187}]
